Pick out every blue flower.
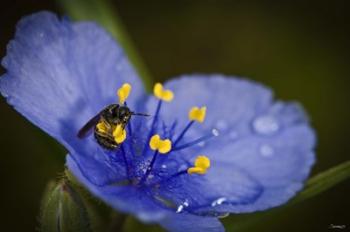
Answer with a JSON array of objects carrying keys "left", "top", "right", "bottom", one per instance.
[{"left": 0, "top": 11, "right": 316, "bottom": 232}]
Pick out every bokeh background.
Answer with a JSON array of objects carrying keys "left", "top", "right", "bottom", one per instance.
[{"left": 0, "top": 0, "right": 349, "bottom": 231}]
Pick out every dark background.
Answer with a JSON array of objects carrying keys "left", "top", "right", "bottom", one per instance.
[{"left": 0, "top": 0, "right": 349, "bottom": 231}]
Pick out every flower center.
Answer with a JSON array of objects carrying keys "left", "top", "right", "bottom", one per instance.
[
  {"left": 127, "top": 83, "right": 218, "bottom": 187},
  {"left": 86, "top": 83, "right": 219, "bottom": 188}
]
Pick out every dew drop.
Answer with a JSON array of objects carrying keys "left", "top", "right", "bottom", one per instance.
[
  {"left": 212, "top": 128, "right": 220, "bottom": 137},
  {"left": 176, "top": 205, "right": 184, "bottom": 213},
  {"left": 260, "top": 144, "right": 274, "bottom": 157},
  {"left": 211, "top": 197, "right": 227, "bottom": 207},
  {"left": 216, "top": 120, "right": 228, "bottom": 131},
  {"left": 253, "top": 116, "right": 279, "bottom": 135},
  {"left": 176, "top": 200, "right": 189, "bottom": 213},
  {"left": 161, "top": 164, "right": 167, "bottom": 169}
]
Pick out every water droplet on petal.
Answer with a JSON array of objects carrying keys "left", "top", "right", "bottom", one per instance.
[
  {"left": 260, "top": 144, "right": 274, "bottom": 157},
  {"left": 161, "top": 164, "right": 167, "bottom": 169},
  {"left": 212, "top": 129, "right": 220, "bottom": 136},
  {"left": 176, "top": 205, "right": 183, "bottom": 213},
  {"left": 176, "top": 200, "right": 189, "bottom": 213},
  {"left": 183, "top": 201, "right": 189, "bottom": 207},
  {"left": 216, "top": 120, "right": 228, "bottom": 131},
  {"left": 253, "top": 116, "right": 279, "bottom": 135},
  {"left": 211, "top": 197, "right": 227, "bottom": 207}
]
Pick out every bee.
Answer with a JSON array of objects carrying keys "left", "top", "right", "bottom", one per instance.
[{"left": 77, "top": 104, "right": 149, "bottom": 150}]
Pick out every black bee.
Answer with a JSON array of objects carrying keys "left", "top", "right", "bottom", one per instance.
[{"left": 77, "top": 104, "right": 148, "bottom": 149}]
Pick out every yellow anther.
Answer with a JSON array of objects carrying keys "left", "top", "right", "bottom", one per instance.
[
  {"left": 149, "top": 134, "right": 172, "bottom": 154},
  {"left": 96, "top": 121, "right": 108, "bottom": 133},
  {"left": 187, "top": 156, "right": 210, "bottom": 175},
  {"left": 117, "top": 83, "right": 132, "bottom": 104},
  {"left": 153, "top": 83, "right": 174, "bottom": 102},
  {"left": 113, "top": 125, "right": 127, "bottom": 144},
  {"left": 189, "top": 106, "right": 207, "bottom": 123}
]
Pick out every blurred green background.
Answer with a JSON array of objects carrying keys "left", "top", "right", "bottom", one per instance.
[{"left": 0, "top": 0, "right": 349, "bottom": 231}]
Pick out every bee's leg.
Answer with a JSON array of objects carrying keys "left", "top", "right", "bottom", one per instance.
[{"left": 101, "top": 117, "right": 114, "bottom": 134}]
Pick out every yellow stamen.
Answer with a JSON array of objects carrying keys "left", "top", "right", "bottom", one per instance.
[
  {"left": 117, "top": 83, "right": 132, "bottom": 104},
  {"left": 96, "top": 121, "right": 108, "bottom": 133},
  {"left": 153, "top": 83, "right": 174, "bottom": 102},
  {"left": 189, "top": 106, "right": 207, "bottom": 123},
  {"left": 187, "top": 156, "right": 210, "bottom": 175},
  {"left": 149, "top": 134, "right": 172, "bottom": 154},
  {"left": 113, "top": 125, "right": 127, "bottom": 144}
]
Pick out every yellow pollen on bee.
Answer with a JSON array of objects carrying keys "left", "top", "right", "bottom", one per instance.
[
  {"left": 113, "top": 125, "right": 127, "bottom": 144},
  {"left": 187, "top": 156, "right": 211, "bottom": 175},
  {"left": 153, "top": 83, "right": 174, "bottom": 102},
  {"left": 149, "top": 134, "right": 172, "bottom": 154},
  {"left": 189, "top": 106, "right": 207, "bottom": 123},
  {"left": 117, "top": 83, "right": 132, "bottom": 104},
  {"left": 96, "top": 121, "right": 108, "bottom": 133}
]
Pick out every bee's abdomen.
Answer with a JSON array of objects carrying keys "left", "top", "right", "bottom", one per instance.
[{"left": 94, "top": 132, "right": 119, "bottom": 150}]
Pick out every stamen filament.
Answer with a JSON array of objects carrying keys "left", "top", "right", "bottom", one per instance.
[
  {"left": 149, "top": 169, "right": 188, "bottom": 188},
  {"left": 172, "top": 121, "right": 194, "bottom": 147},
  {"left": 151, "top": 100, "right": 163, "bottom": 131},
  {"left": 169, "top": 120, "right": 178, "bottom": 140},
  {"left": 141, "top": 100, "right": 162, "bottom": 156},
  {"left": 172, "top": 129, "right": 219, "bottom": 151}
]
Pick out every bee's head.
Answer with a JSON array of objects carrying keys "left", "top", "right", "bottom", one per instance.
[
  {"left": 116, "top": 106, "right": 132, "bottom": 124},
  {"left": 104, "top": 104, "right": 149, "bottom": 124}
]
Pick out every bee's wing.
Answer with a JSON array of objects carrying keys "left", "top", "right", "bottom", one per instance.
[{"left": 77, "top": 112, "right": 101, "bottom": 138}]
